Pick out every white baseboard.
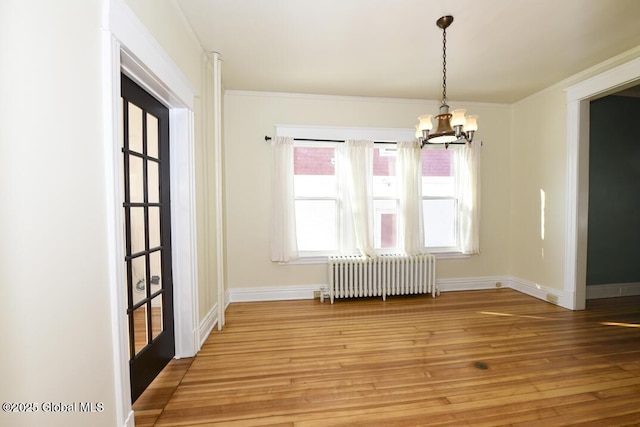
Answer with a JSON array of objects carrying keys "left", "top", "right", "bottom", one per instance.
[
  {"left": 437, "top": 276, "right": 510, "bottom": 292},
  {"left": 229, "top": 285, "right": 320, "bottom": 302},
  {"left": 586, "top": 282, "right": 640, "bottom": 299},
  {"left": 225, "top": 276, "right": 580, "bottom": 309},
  {"left": 199, "top": 304, "right": 218, "bottom": 347},
  {"left": 508, "top": 276, "right": 567, "bottom": 306},
  {"left": 123, "top": 410, "right": 134, "bottom": 427}
]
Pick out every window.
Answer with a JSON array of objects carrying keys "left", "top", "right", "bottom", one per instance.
[
  {"left": 373, "top": 146, "right": 398, "bottom": 249},
  {"left": 293, "top": 141, "right": 461, "bottom": 255},
  {"left": 293, "top": 144, "right": 340, "bottom": 253},
  {"left": 422, "top": 147, "right": 458, "bottom": 250}
]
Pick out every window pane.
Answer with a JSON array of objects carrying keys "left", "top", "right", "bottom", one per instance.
[
  {"left": 373, "top": 147, "right": 397, "bottom": 198},
  {"left": 374, "top": 199, "right": 398, "bottom": 249},
  {"left": 128, "top": 103, "right": 143, "bottom": 154},
  {"left": 423, "top": 199, "right": 457, "bottom": 247},
  {"left": 294, "top": 147, "right": 336, "bottom": 198},
  {"left": 148, "top": 207, "right": 160, "bottom": 250},
  {"left": 151, "top": 296, "right": 163, "bottom": 341},
  {"left": 132, "top": 255, "right": 147, "bottom": 305},
  {"left": 422, "top": 148, "right": 454, "bottom": 177},
  {"left": 146, "top": 113, "right": 159, "bottom": 159},
  {"left": 129, "top": 155, "right": 144, "bottom": 203},
  {"left": 295, "top": 200, "right": 337, "bottom": 251},
  {"left": 133, "top": 304, "right": 148, "bottom": 355},
  {"left": 422, "top": 148, "right": 455, "bottom": 196},
  {"left": 147, "top": 160, "right": 159, "bottom": 203},
  {"left": 130, "top": 207, "right": 146, "bottom": 254},
  {"left": 149, "top": 251, "right": 162, "bottom": 293}
]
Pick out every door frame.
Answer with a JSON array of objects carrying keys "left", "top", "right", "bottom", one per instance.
[
  {"left": 102, "top": 0, "right": 199, "bottom": 425},
  {"left": 564, "top": 54, "right": 640, "bottom": 310}
]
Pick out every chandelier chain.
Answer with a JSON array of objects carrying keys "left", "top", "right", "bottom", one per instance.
[{"left": 442, "top": 27, "right": 447, "bottom": 105}]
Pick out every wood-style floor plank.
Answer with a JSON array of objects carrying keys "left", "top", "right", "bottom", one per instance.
[{"left": 135, "top": 289, "right": 640, "bottom": 426}]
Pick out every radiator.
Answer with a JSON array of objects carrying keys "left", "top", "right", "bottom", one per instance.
[{"left": 327, "top": 254, "right": 437, "bottom": 303}]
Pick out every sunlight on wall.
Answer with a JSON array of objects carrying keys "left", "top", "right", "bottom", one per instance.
[
  {"left": 540, "top": 188, "right": 546, "bottom": 260},
  {"left": 540, "top": 188, "right": 546, "bottom": 241}
]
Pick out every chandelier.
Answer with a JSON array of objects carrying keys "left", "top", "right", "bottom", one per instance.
[{"left": 417, "top": 16, "right": 478, "bottom": 148}]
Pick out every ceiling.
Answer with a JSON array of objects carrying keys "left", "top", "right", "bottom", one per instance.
[{"left": 176, "top": 0, "right": 640, "bottom": 104}]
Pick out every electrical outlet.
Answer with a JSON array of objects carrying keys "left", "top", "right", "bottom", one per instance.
[{"left": 495, "top": 282, "right": 502, "bottom": 288}]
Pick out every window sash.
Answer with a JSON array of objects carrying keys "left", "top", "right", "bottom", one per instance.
[{"left": 292, "top": 141, "right": 463, "bottom": 255}]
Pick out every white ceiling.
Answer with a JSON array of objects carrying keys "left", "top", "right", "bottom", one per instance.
[{"left": 176, "top": 0, "right": 640, "bottom": 103}]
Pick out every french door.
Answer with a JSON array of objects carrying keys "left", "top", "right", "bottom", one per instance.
[{"left": 121, "top": 74, "right": 175, "bottom": 402}]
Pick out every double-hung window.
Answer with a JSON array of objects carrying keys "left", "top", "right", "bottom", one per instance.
[
  {"left": 372, "top": 146, "right": 399, "bottom": 250},
  {"left": 293, "top": 143, "right": 340, "bottom": 254},
  {"left": 293, "top": 143, "right": 462, "bottom": 255},
  {"left": 421, "top": 147, "right": 458, "bottom": 250},
  {"left": 279, "top": 126, "right": 479, "bottom": 259}
]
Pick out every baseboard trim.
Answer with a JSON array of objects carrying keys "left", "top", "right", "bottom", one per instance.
[
  {"left": 509, "top": 276, "right": 572, "bottom": 308},
  {"left": 123, "top": 410, "right": 135, "bottom": 427},
  {"left": 226, "top": 277, "right": 582, "bottom": 309},
  {"left": 229, "top": 285, "right": 320, "bottom": 302},
  {"left": 199, "top": 304, "right": 218, "bottom": 347},
  {"left": 437, "top": 276, "right": 510, "bottom": 292},
  {"left": 586, "top": 282, "right": 640, "bottom": 299}
]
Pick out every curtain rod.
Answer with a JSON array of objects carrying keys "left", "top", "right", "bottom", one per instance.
[{"left": 264, "top": 136, "right": 467, "bottom": 145}]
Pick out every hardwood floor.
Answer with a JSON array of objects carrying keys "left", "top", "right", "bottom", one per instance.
[{"left": 134, "top": 289, "right": 640, "bottom": 426}]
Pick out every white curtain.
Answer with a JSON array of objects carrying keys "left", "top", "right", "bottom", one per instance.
[
  {"left": 343, "top": 140, "right": 375, "bottom": 257},
  {"left": 270, "top": 136, "right": 299, "bottom": 262},
  {"left": 396, "top": 141, "right": 425, "bottom": 255},
  {"left": 456, "top": 140, "right": 481, "bottom": 254}
]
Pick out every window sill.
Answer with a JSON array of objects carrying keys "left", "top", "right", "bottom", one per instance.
[
  {"left": 278, "top": 256, "right": 329, "bottom": 265},
  {"left": 278, "top": 251, "right": 470, "bottom": 265}
]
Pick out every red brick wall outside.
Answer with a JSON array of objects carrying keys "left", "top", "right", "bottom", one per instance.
[
  {"left": 294, "top": 147, "right": 335, "bottom": 175},
  {"left": 422, "top": 150, "right": 452, "bottom": 177},
  {"left": 381, "top": 213, "right": 397, "bottom": 248},
  {"left": 294, "top": 146, "right": 452, "bottom": 177}
]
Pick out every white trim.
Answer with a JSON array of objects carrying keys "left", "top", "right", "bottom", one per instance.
[
  {"left": 107, "top": 0, "right": 195, "bottom": 109},
  {"left": 102, "top": 30, "right": 133, "bottom": 427},
  {"left": 229, "top": 285, "right": 320, "bottom": 302},
  {"left": 123, "top": 411, "right": 135, "bottom": 427},
  {"left": 104, "top": 0, "right": 199, "bottom": 424},
  {"left": 212, "top": 52, "right": 226, "bottom": 331},
  {"left": 276, "top": 124, "right": 417, "bottom": 142},
  {"left": 226, "top": 289, "right": 232, "bottom": 309},
  {"left": 225, "top": 276, "right": 578, "bottom": 309},
  {"left": 225, "top": 89, "right": 511, "bottom": 108},
  {"left": 509, "top": 277, "right": 570, "bottom": 308},
  {"left": 199, "top": 303, "right": 218, "bottom": 347},
  {"left": 169, "top": 108, "right": 200, "bottom": 358},
  {"left": 586, "top": 283, "right": 640, "bottom": 300},
  {"left": 513, "top": 46, "right": 640, "bottom": 106},
  {"left": 437, "top": 276, "right": 510, "bottom": 292},
  {"left": 284, "top": 251, "right": 469, "bottom": 266},
  {"left": 564, "top": 56, "right": 640, "bottom": 311}
]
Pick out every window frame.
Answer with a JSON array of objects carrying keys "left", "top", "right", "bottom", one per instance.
[
  {"left": 420, "top": 145, "right": 461, "bottom": 253},
  {"left": 278, "top": 125, "right": 470, "bottom": 261}
]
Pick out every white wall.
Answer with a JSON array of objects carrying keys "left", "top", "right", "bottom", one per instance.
[
  {"left": 509, "top": 47, "right": 640, "bottom": 299},
  {"left": 510, "top": 88, "right": 568, "bottom": 291},
  {"left": 123, "top": 0, "right": 223, "bottom": 322},
  {"left": 0, "top": 1, "right": 116, "bottom": 426},
  {"left": 223, "top": 92, "right": 512, "bottom": 291}
]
